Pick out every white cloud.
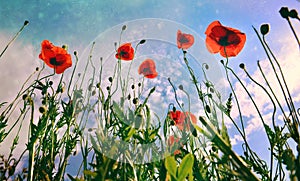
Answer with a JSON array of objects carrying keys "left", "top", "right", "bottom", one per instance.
[{"left": 229, "top": 35, "right": 300, "bottom": 146}]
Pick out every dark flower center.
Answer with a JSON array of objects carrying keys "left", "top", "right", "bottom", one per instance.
[
  {"left": 120, "top": 50, "right": 129, "bottom": 57},
  {"left": 218, "top": 31, "right": 241, "bottom": 46},
  {"left": 50, "top": 57, "right": 64, "bottom": 66},
  {"left": 179, "top": 35, "right": 189, "bottom": 44}
]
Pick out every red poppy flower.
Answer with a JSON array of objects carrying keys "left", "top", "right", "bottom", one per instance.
[
  {"left": 167, "top": 135, "right": 181, "bottom": 155},
  {"left": 169, "top": 111, "right": 197, "bottom": 131},
  {"left": 138, "top": 59, "right": 158, "bottom": 79},
  {"left": 205, "top": 21, "right": 246, "bottom": 57},
  {"left": 177, "top": 30, "right": 194, "bottom": 49},
  {"left": 39, "top": 40, "right": 72, "bottom": 74},
  {"left": 115, "top": 43, "right": 134, "bottom": 61}
]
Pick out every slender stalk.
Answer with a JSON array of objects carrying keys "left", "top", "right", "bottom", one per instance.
[
  {"left": 0, "top": 20, "right": 29, "bottom": 59},
  {"left": 242, "top": 65, "right": 277, "bottom": 178},
  {"left": 286, "top": 18, "right": 300, "bottom": 49},
  {"left": 262, "top": 36, "right": 299, "bottom": 125}
]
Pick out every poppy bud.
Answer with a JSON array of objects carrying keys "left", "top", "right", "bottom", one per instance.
[
  {"left": 24, "top": 20, "right": 29, "bottom": 25},
  {"left": 35, "top": 67, "right": 39, "bottom": 71},
  {"left": 178, "top": 85, "right": 184, "bottom": 90},
  {"left": 96, "top": 83, "right": 100, "bottom": 88},
  {"left": 122, "top": 25, "right": 127, "bottom": 31},
  {"left": 149, "top": 86, "right": 156, "bottom": 93},
  {"left": 138, "top": 82, "right": 142, "bottom": 87},
  {"left": 74, "top": 51, "right": 77, "bottom": 56},
  {"left": 49, "top": 81, "right": 53, "bottom": 86},
  {"left": 22, "top": 94, "right": 28, "bottom": 100},
  {"left": 220, "top": 60, "right": 224, "bottom": 65},
  {"left": 131, "top": 84, "right": 135, "bottom": 89},
  {"left": 92, "top": 90, "right": 96, "bottom": 96},
  {"left": 108, "top": 77, "right": 113, "bottom": 82},
  {"left": 106, "top": 86, "right": 110, "bottom": 91},
  {"left": 139, "top": 39, "right": 146, "bottom": 44},
  {"left": 239, "top": 63, "right": 245, "bottom": 69},
  {"left": 39, "top": 106, "right": 47, "bottom": 114},
  {"left": 133, "top": 98, "right": 138, "bottom": 104},
  {"left": 41, "top": 100, "right": 46, "bottom": 105},
  {"left": 62, "top": 44, "right": 68, "bottom": 50},
  {"left": 78, "top": 73, "right": 81, "bottom": 77},
  {"left": 260, "top": 24, "right": 270, "bottom": 35},
  {"left": 127, "top": 94, "right": 131, "bottom": 100},
  {"left": 205, "top": 105, "right": 211, "bottom": 113},
  {"left": 289, "top": 9, "right": 299, "bottom": 19},
  {"left": 279, "top": 7, "right": 290, "bottom": 19},
  {"left": 204, "top": 64, "right": 209, "bottom": 70}
]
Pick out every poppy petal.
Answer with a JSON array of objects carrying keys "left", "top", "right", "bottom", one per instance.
[
  {"left": 115, "top": 43, "right": 135, "bottom": 61},
  {"left": 205, "top": 21, "right": 246, "bottom": 58},
  {"left": 39, "top": 40, "right": 72, "bottom": 74},
  {"left": 177, "top": 30, "right": 194, "bottom": 49},
  {"left": 138, "top": 59, "right": 158, "bottom": 79}
]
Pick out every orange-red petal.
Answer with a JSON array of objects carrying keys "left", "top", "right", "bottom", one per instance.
[
  {"left": 205, "top": 21, "right": 246, "bottom": 57},
  {"left": 115, "top": 43, "right": 135, "bottom": 61},
  {"left": 39, "top": 40, "right": 72, "bottom": 74},
  {"left": 177, "top": 30, "right": 194, "bottom": 49},
  {"left": 138, "top": 59, "right": 158, "bottom": 79}
]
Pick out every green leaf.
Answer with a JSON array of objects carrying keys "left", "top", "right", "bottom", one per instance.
[
  {"left": 90, "top": 135, "right": 101, "bottom": 153},
  {"left": 178, "top": 153, "right": 194, "bottom": 180},
  {"left": 282, "top": 149, "right": 295, "bottom": 171},
  {"left": 165, "top": 156, "right": 178, "bottom": 179},
  {"left": 112, "top": 101, "right": 125, "bottom": 121},
  {"left": 124, "top": 127, "right": 135, "bottom": 141},
  {"left": 221, "top": 119, "right": 231, "bottom": 148}
]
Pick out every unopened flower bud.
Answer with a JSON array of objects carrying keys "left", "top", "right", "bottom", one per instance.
[
  {"left": 24, "top": 20, "right": 29, "bottom": 25},
  {"left": 279, "top": 7, "right": 289, "bottom": 19},
  {"left": 239, "top": 63, "right": 245, "bottom": 69},
  {"left": 289, "top": 9, "right": 298, "bottom": 19},
  {"left": 260, "top": 24, "right": 270, "bottom": 35}
]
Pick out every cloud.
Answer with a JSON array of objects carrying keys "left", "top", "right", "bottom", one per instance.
[{"left": 229, "top": 35, "right": 300, "bottom": 146}]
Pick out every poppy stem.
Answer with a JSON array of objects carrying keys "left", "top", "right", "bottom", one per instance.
[
  {"left": 222, "top": 53, "right": 246, "bottom": 137},
  {"left": 262, "top": 35, "right": 299, "bottom": 125},
  {"left": 241, "top": 65, "right": 277, "bottom": 178},
  {"left": 0, "top": 20, "right": 29, "bottom": 59},
  {"left": 167, "top": 78, "right": 184, "bottom": 112},
  {"left": 286, "top": 18, "right": 300, "bottom": 49},
  {"left": 67, "top": 51, "right": 79, "bottom": 99}
]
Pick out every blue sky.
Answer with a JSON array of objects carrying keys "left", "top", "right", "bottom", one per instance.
[{"left": 0, "top": 0, "right": 299, "bottom": 177}]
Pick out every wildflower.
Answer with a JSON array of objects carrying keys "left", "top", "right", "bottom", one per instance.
[
  {"left": 167, "top": 135, "right": 181, "bottom": 156},
  {"left": 138, "top": 59, "right": 158, "bottom": 79},
  {"left": 205, "top": 21, "right": 246, "bottom": 57},
  {"left": 177, "top": 30, "right": 194, "bottom": 49},
  {"left": 169, "top": 111, "right": 197, "bottom": 131},
  {"left": 115, "top": 43, "right": 134, "bottom": 61},
  {"left": 39, "top": 40, "right": 72, "bottom": 74}
]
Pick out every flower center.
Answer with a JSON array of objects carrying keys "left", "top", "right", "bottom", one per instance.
[
  {"left": 179, "top": 35, "right": 189, "bottom": 43},
  {"left": 218, "top": 32, "right": 241, "bottom": 46},
  {"left": 120, "top": 51, "right": 128, "bottom": 57},
  {"left": 50, "top": 57, "right": 63, "bottom": 66}
]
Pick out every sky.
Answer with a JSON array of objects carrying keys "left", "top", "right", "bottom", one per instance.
[{"left": 0, "top": 0, "right": 299, "bottom": 177}]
